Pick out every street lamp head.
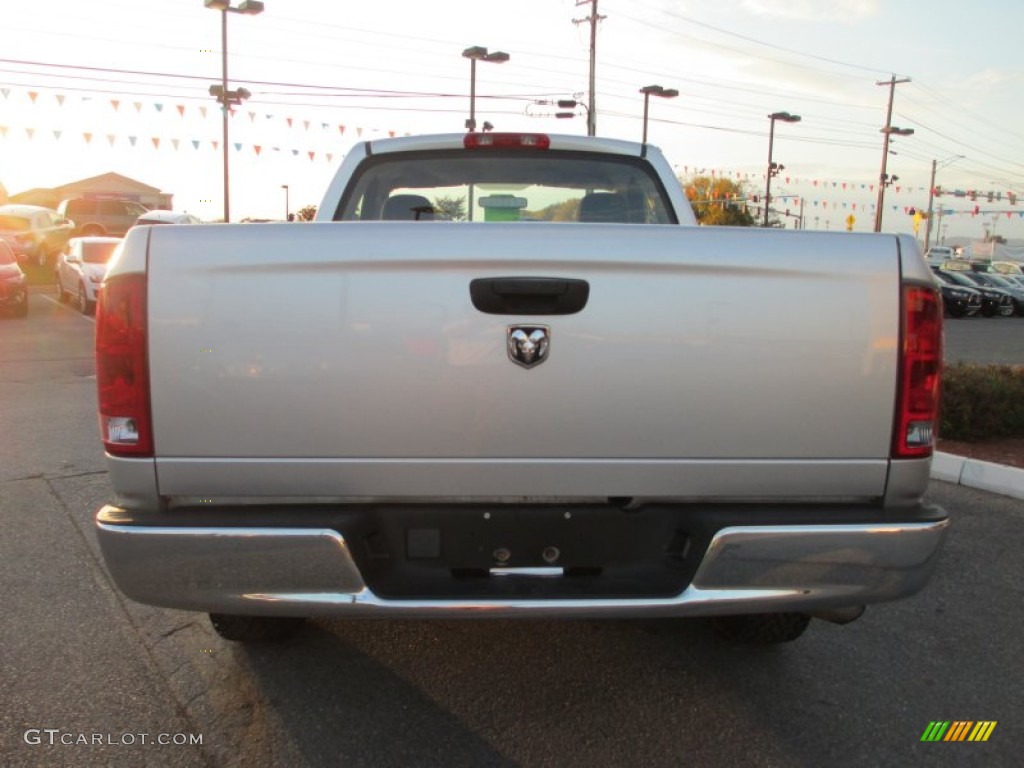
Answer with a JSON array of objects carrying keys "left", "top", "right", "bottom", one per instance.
[
  {"left": 463, "top": 45, "right": 488, "bottom": 60},
  {"left": 484, "top": 51, "right": 510, "bottom": 64},
  {"left": 882, "top": 126, "right": 914, "bottom": 136},
  {"left": 640, "top": 85, "right": 678, "bottom": 98},
  {"left": 206, "top": 0, "right": 264, "bottom": 13},
  {"left": 769, "top": 111, "right": 801, "bottom": 123}
]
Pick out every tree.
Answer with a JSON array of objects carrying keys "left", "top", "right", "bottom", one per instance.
[
  {"left": 432, "top": 195, "right": 467, "bottom": 221},
  {"left": 682, "top": 176, "right": 756, "bottom": 226},
  {"left": 296, "top": 204, "right": 317, "bottom": 222},
  {"left": 525, "top": 199, "right": 580, "bottom": 222}
]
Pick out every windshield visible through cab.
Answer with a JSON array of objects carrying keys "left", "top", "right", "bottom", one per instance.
[
  {"left": 82, "top": 242, "right": 120, "bottom": 264},
  {"left": 335, "top": 149, "right": 675, "bottom": 224}
]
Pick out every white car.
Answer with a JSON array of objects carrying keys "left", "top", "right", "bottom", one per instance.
[
  {"left": 134, "top": 210, "right": 201, "bottom": 226},
  {"left": 55, "top": 236, "right": 121, "bottom": 314}
]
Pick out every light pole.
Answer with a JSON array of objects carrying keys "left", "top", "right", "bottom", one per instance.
[
  {"left": 924, "top": 154, "right": 963, "bottom": 250},
  {"left": 873, "top": 125, "right": 914, "bottom": 232},
  {"left": 281, "top": 184, "right": 289, "bottom": 221},
  {"left": 204, "top": 0, "right": 264, "bottom": 223},
  {"left": 764, "top": 111, "right": 801, "bottom": 228},
  {"left": 462, "top": 46, "right": 509, "bottom": 132},
  {"left": 639, "top": 85, "right": 678, "bottom": 144}
]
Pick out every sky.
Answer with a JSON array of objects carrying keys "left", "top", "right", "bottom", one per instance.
[{"left": 2, "top": 0, "right": 1023, "bottom": 242}]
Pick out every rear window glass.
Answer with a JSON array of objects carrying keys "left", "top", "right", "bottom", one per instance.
[
  {"left": 335, "top": 149, "right": 676, "bottom": 225},
  {"left": 0, "top": 216, "right": 30, "bottom": 231},
  {"left": 82, "top": 241, "right": 120, "bottom": 264}
]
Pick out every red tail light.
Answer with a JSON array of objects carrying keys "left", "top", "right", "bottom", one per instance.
[
  {"left": 95, "top": 274, "right": 152, "bottom": 456},
  {"left": 464, "top": 133, "right": 551, "bottom": 150},
  {"left": 892, "top": 285, "right": 942, "bottom": 458}
]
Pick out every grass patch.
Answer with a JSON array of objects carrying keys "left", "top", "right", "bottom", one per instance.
[{"left": 941, "top": 363, "right": 1024, "bottom": 441}]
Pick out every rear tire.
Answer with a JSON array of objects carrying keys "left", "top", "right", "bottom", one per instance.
[
  {"left": 78, "top": 283, "right": 94, "bottom": 315},
  {"left": 209, "top": 613, "right": 305, "bottom": 643},
  {"left": 710, "top": 613, "right": 811, "bottom": 644}
]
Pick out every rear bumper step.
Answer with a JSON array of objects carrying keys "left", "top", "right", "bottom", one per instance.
[{"left": 95, "top": 505, "right": 948, "bottom": 618}]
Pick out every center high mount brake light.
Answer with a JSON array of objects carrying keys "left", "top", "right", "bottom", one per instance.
[{"left": 464, "top": 133, "right": 551, "bottom": 150}]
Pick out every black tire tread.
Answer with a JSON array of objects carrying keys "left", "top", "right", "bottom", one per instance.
[
  {"left": 209, "top": 613, "right": 305, "bottom": 643},
  {"left": 710, "top": 612, "right": 811, "bottom": 644}
]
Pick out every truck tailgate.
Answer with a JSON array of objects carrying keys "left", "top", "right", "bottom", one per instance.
[{"left": 146, "top": 223, "right": 900, "bottom": 500}]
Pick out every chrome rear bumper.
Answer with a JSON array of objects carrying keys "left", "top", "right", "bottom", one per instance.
[{"left": 95, "top": 506, "right": 948, "bottom": 618}]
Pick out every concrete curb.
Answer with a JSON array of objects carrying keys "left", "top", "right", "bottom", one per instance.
[{"left": 932, "top": 451, "right": 1024, "bottom": 501}]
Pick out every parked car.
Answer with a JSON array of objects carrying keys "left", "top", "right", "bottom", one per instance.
[
  {"left": 0, "top": 204, "right": 75, "bottom": 266},
  {"left": 0, "top": 240, "right": 28, "bottom": 317},
  {"left": 961, "top": 272, "right": 1024, "bottom": 315},
  {"left": 55, "top": 237, "right": 121, "bottom": 315},
  {"left": 930, "top": 271, "right": 982, "bottom": 318},
  {"left": 133, "top": 210, "right": 201, "bottom": 226},
  {"left": 924, "top": 245, "right": 956, "bottom": 267},
  {"left": 57, "top": 197, "right": 150, "bottom": 237},
  {"left": 935, "top": 267, "right": 1014, "bottom": 316}
]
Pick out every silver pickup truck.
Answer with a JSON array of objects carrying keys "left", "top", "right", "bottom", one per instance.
[{"left": 94, "top": 132, "right": 947, "bottom": 645}]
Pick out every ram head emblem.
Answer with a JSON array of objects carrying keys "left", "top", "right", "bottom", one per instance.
[{"left": 507, "top": 325, "right": 551, "bottom": 369}]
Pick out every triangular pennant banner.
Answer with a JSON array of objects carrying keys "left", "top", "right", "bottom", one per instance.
[
  {"left": 154, "top": 103, "right": 164, "bottom": 113},
  {"left": 83, "top": 132, "right": 92, "bottom": 144},
  {"left": 200, "top": 106, "right": 207, "bottom": 119},
  {"left": 129, "top": 136, "right": 138, "bottom": 146},
  {"left": 134, "top": 102, "right": 143, "bottom": 112},
  {"left": 53, "top": 130, "right": 62, "bottom": 140},
  {"left": 192, "top": 140, "right": 200, "bottom": 150},
  {"left": 234, "top": 143, "right": 242, "bottom": 152},
  {"left": 28, "top": 92, "right": 38, "bottom": 103},
  {"left": 171, "top": 139, "right": 180, "bottom": 150},
  {"left": 111, "top": 99, "right": 120, "bottom": 111},
  {"left": 254, "top": 145, "right": 262, "bottom": 156},
  {"left": 56, "top": 95, "right": 65, "bottom": 106},
  {"left": 107, "top": 134, "right": 116, "bottom": 146},
  {"left": 177, "top": 105, "right": 186, "bottom": 117},
  {"left": 151, "top": 138, "right": 160, "bottom": 149},
  {"left": 308, "top": 151, "right": 315, "bottom": 161}
]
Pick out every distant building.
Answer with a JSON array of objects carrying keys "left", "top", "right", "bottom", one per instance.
[{"left": 8, "top": 172, "right": 172, "bottom": 210}]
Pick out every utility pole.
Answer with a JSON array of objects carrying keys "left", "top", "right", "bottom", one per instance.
[
  {"left": 573, "top": 0, "right": 603, "bottom": 136},
  {"left": 873, "top": 75, "right": 911, "bottom": 232},
  {"left": 925, "top": 158, "right": 937, "bottom": 249},
  {"left": 924, "top": 154, "right": 963, "bottom": 251}
]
